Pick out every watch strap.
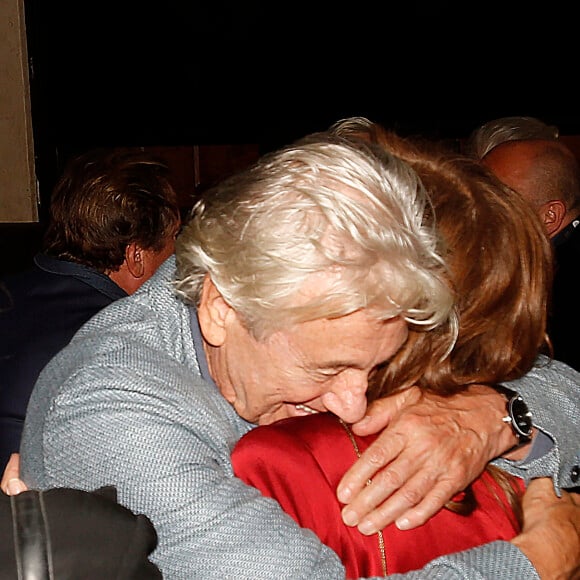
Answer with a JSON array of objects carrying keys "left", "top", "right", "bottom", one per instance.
[{"left": 493, "top": 384, "right": 533, "bottom": 442}]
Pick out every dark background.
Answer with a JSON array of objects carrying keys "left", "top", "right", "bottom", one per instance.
[
  {"left": 23, "top": 1, "right": 580, "bottom": 151},
  {"left": 3, "top": 1, "right": 578, "bottom": 275}
]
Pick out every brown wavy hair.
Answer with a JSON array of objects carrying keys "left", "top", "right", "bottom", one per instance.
[
  {"left": 43, "top": 148, "right": 181, "bottom": 273},
  {"left": 331, "top": 117, "right": 554, "bottom": 524}
]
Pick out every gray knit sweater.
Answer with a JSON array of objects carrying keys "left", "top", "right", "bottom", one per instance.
[{"left": 21, "top": 257, "right": 580, "bottom": 579}]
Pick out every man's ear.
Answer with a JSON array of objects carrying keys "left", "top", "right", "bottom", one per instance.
[
  {"left": 197, "top": 275, "right": 233, "bottom": 346},
  {"left": 124, "top": 243, "right": 145, "bottom": 279},
  {"left": 540, "top": 200, "right": 566, "bottom": 237}
]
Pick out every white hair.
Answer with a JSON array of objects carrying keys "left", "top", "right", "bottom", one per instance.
[{"left": 174, "top": 133, "right": 453, "bottom": 340}]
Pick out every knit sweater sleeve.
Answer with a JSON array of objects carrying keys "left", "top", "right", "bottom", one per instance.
[
  {"left": 19, "top": 283, "right": 541, "bottom": 579},
  {"left": 20, "top": 348, "right": 540, "bottom": 580},
  {"left": 21, "top": 335, "right": 347, "bottom": 579}
]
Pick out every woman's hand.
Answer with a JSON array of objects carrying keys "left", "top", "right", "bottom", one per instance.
[
  {"left": 512, "top": 477, "right": 580, "bottom": 579},
  {"left": 1, "top": 453, "right": 27, "bottom": 495}
]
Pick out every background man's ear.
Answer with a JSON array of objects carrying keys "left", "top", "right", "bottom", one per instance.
[
  {"left": 124, "top": 243, "right": 145, "bottom": 278},
  {"left": 541, "top": 200, "right": 567, "bottom": 237},
  {"left": 197, "top": 276, "right": 232, "bottom": 346}
]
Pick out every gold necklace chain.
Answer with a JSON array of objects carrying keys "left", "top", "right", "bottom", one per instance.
[{"left": 338, "top": 417, "right": 387, "bottom": 577}]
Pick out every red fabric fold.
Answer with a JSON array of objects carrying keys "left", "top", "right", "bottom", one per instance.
[{"left": 232, "top": 413, "right": 522, "bottom": 578}]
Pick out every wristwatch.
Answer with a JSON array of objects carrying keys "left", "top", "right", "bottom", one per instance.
[{"left": 494, "top": 385, "right": 533, "bottom": 444}]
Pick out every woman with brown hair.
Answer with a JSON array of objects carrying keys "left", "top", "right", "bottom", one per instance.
[{"left": 232, "top": 118, "right": 554, "bottom": 577}]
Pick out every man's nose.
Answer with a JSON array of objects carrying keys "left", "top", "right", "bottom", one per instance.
[{"left": 320, "top": 377, "right": 368, "bottom": 423}]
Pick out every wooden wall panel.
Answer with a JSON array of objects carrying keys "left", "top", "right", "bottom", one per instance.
[
  {"left": 142, "top": 144, "right": 260, "bottom": 211},
  {"left": 0, "top": 0, "right": 37, "bottom": 223}
]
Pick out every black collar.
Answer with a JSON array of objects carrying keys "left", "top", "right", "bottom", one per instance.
[{"left": 553, "top": 218, "right": 580, "bottom": 247}]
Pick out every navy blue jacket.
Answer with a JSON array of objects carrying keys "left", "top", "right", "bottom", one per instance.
[{"left": 0, "top": 254, "right": 126, "bottom": 468}]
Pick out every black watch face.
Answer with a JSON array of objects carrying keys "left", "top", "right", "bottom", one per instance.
[{"left": 511, "top": 396, "right": 533, "bottom": 438}]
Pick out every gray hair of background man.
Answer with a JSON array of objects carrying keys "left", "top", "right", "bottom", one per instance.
[
  {"left": 174, "top": 133, "right": 455, "bottom": 341},
  {"left": 464, "top": 116, "right": 559, "bottom": 159}
]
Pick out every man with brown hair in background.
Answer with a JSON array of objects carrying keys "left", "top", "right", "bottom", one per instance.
[{"left": 0, "top": 147, "right": 181, "bottom": 468}]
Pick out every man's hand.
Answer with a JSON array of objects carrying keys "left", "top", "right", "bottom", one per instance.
[
  {"left": 337, "top": 385, "right": 522, "bottom": 534},
  {"left": 512, "top": 478, "right": 580, "bottom": 579},
  {"left": 1, "top": 453, "right": 27, "bottom": 495}
]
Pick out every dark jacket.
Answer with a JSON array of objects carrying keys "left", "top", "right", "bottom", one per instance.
[
  {"left": 550, "top": 220, "right": 580, "bottom": 372},
  {"left": 0, "top": 486, "right": 161, "bottom": 579},
  {"left": 0, "top": 254, "right": 127, "bottom": 468}
]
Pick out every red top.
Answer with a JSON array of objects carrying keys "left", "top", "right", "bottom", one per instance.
[{"left": 232, "top": 413, "right": 523, "bottom": 578}]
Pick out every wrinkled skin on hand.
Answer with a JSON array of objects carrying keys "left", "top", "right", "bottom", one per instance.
[{"left": 337, "top": 385, "right": 524, "bottom": 534}]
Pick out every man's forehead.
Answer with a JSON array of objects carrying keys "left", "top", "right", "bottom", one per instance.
[{"left": 275, "top": 311, "right": 406, "bottom": 366}]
